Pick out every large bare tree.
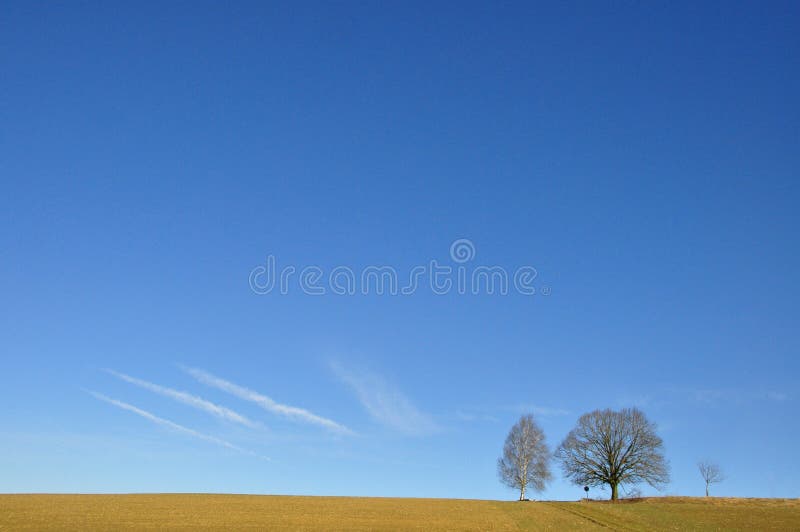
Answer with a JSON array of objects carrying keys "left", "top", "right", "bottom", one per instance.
[
  {"left": 698, "top": 460, "right": 724, "bottom": 496},
  {"left": 555, "top": 408, "right": 669, "bottom": 501},
  {"left": 497, "top": 414, "right": 552, "bottom": 500}
]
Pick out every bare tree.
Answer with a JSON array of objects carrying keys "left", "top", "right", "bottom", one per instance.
[
  {"left": 497, "top": 414, "right": 552, "bottom": 500},
  {"left": 555, "top": 408, "right": 669, "bottom": 501},
  {"left": 697, "top": 460, "right": 724, "bottom": 496}
]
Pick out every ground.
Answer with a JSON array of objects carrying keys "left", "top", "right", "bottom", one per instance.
[{"left": 1, "top": 494, "right": 799, "bottom": 530}]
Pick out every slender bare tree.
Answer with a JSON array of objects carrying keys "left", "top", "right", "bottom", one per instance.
[
  {"left": 497, "top": 414, "right": 552, "bottom": 500},
  {"left": 698, "top": 460, "right": 724, "bottom": 496},
  {"left": 555, "top": 408, "right": 669, "bottom": 501}
]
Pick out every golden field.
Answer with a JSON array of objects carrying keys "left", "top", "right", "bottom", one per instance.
[{"left": 1, "top": 494, "right": 799, "bottom": 530}]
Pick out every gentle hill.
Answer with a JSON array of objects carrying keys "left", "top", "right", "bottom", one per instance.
[{"left": 1, "top": 494, "right": 799, "bottom": 530}]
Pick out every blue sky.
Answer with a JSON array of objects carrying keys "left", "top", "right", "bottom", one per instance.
[{"left": 1, "top": 1, "right": 798, "bottom": 500}]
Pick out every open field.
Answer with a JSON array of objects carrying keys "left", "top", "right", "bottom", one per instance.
[{"left": 1, "top": 494, "right": 799, "bottom": 530}]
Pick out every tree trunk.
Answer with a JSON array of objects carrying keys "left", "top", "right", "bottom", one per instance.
[
  {"left": 519, "top": 485, "right": 525, "bottom": 501},
  {"left": 610, "top": 483, "right": 619, "bottom": 501},
  {"left": 705, "top": 482, "right": 709, "bottom": 497}
]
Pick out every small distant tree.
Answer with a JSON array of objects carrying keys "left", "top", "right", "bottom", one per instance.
[
  {"left": 623, "top": 487, "right": 642, "bottom": 499},
  {"left": 556, "top": 408, "right": 669, "bottom": 501},
  {"left": 698, "top": 460, "right": 724, "bottom": 496},
  {"left": 497, "top": 414, "right": 552, "bottom": 500}
]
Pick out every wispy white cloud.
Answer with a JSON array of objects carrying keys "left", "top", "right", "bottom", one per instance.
[
  {"left": 456, "top": 404, "right": 568, "bottom": 423},
  {"left": 498, "top": 403, "right": 571, "bottom": 417},
  {"left": 105, "top": 369, "right": 259, "bottom": 429},
  {"left": 690, "top": 388, "right": 790, "bottom": 405},
  {"left": 330, "top": 361, "right": 439, "bottom": 436},
  {"left": 620, "top": 387, "right": 793, "bottom": 408},
  {"left": 766, "top": 391, "right": 789, "bottom": 402},
  {"left": 455, "top": 410, "right": 499, "bottom": 423},
  {"left": 182, "top": 366, "right": 353, "bottom": 435},
  {"left": 692, "top": 389, "right": 727, "bottom": 405},
  {"left": 522, "top": 405, "right": 570, "bottom": 417},
  {"left": 614, "top": 394, "right": 668, "bottom": 410},
  {"left": 86, "top": 390, "right": 264, "bottom": 458}
]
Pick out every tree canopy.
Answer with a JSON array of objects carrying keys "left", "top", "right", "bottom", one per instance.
[{"left": 555, "top": 408, "right": 669, "bottom": 500}]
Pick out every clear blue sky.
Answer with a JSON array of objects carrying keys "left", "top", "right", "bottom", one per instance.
[{"left": 1, "top": 1, "right": 798, "bottom": 500}]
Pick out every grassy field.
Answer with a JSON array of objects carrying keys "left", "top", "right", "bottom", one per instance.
[{"left": 1, "top": 494, "right": 798, "bottom": 530}]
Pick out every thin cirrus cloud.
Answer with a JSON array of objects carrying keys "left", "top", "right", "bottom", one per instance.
[
  {"left": 690, "top": 388, "right": 790, "bottom": 405},
  {"left": 181, "top": 366, "right": 354, "bottom": 436},
  {"left": 330, "top": 361, "right": 439, "bottom": 436},
  {"left": 514, "top": 404, "right": 571, "bottom": 417},
  {"left": 456, "top": 405, "right": 568, "bottom": 423},
  {"left": 455, "top": 410, "right": 500, "bottom": 423},
  {"left": 105, "top": 370, "right": 259, "bottom": 429},
  {"left": 86, "top": 390, "right": 263, "bottom": 458}
]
